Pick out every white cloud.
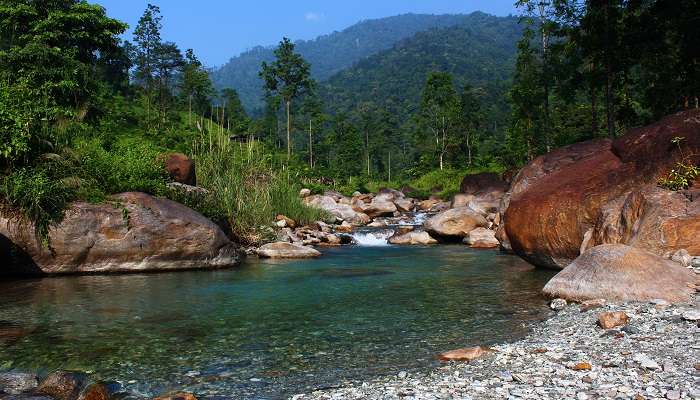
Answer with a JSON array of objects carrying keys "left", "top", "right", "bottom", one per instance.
[{"left": 305, "top": 12, "right": 324, "bottom": 22}]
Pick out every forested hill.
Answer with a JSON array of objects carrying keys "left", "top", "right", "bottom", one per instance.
[
  {"left": 321, "top": 14, "right": 522, "bottom": 127},
  {"left": 211, "top": 12, "right": 511, "bottom": 113}
]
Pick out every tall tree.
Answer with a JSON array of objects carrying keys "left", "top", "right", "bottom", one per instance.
[
  {"left": 180, "top": 49, "right": 213, "bottom": 123},
  {"left": 222, "top": 88, "right": 250, "bottom": 134},
  {"left": 259, "top": 38, "right": 315, "bottom": 161},
  {"left": 458, "top": 85, "right": 483, "bottom": 166},
  {"left": 132, "top": 3, "right": 162, "bottom": 121},
  {"left": 419, "top": 72, "right": 459, "bottom": 170}
]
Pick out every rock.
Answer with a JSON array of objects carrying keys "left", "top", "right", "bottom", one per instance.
[
  {"left": 36, "top": 371, "right": 87, "bottom": 400},
  {"left": 153, "top": 393, "right": 198, "bottom": 400},
  {"left": 597, "top": 311, "right": 630, "bottom": 329},
  {"left": 633, "top": 354, "right": 661, "bottom": 370},
  {"left": 0, "top": 372, "right": 38, "bottom": 395},
  {"left": 388, "top": 231, "right": 438, "bottom": 245},
  {"left": 570, "top": 362, "right": 592, "bottom": 371},
  {"left": 424, "top": 207, "right": 488, "bottom": 238},
  {"left": 393, "top": 198, "right": 415, "bottom": 213},
  {"left": 542, "top": 245, "right": 697, "bottom": 303},
  {"left": 671, "top": 249, "right": 692, "bottom": 267},
  {"left": 438, "top": 346, "right": 494, "bottom": 362},
  {"left": 275, "top": 220, "right": 287, "bottom": 228},
  {"left": 463, "top": 228, "right": 499, "bottom": 248},
  {"left": 417, "top": 199, "right": 440, "bottom": 211},
  {"left": 504, "top": 111, "right": 700, "bottom": 268},
  {"left": 460, "top": 172, "right": 508, "bottom": 196},
  {"left": 550, "top": 298, "right": 567, "bottom": 311},
  {"left": 77, "top": 383, "right": 112, "bottom": 400},
  {"left": 299, "top": 188, "right": 311, "bottom": 198},
  {"left": 305, "top": 195, "right": 368, "bottom": 225},
  {"left": 466, "top": 198, "right": 501, "bottom": 217},
  {"left": 580, "top": 299, "right": 606, "bottom": 312},
  {"left": 692, "top": 257, "right": 700, "bottom": 268},
  {"left": 166, "top": 182, "right": 209, "bottom": 196},
  {"left": 0, "top": 192, "right": 240, "bottom": 276},
  {"left": 164, "top": 153, "right": 196, "bottom": 186},
  {"left": 335, "top": 221, "right": 353, "bottom": 233},
  {"left": 665, "top": 390, "right": 681, "bottom": 400},
  {"left": 451, "top": 194, "right": 475, "bottom": 208},
  {"left": 275, "top": 215, "right": 297, "bottom": 229},
  {"left": 681, "top": 310, "right": 700, "bottom": 321},
  {"left": 587, "top": 187, "right": 700, "bottom": 259},
  {"left": 362, "top": 198, "right": 397, "bottom": 218},
  {"left": 256, "top": 242, "right": 321, "bottom": 258}
]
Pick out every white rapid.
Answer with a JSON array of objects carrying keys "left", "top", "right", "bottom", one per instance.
[{"left": 350, "top": 229, "right": 395, "bottom": 247}]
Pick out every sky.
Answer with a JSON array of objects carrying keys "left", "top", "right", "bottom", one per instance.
[{"left": 94, "top": 0, "right": 519, "bottom": 68}]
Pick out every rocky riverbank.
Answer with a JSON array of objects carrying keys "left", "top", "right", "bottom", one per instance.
[{"left": 294, "top": 295, "right": 700, "bottom": 400}]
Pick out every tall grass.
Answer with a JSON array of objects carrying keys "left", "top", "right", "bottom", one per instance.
[{"left": 192, "top": 130, "right": 328, "bottom": 245}]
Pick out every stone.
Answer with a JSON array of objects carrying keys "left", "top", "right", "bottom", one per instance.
[
  {"left": 256, "top": 242, "right": 321, "bottom": 258},
  {"left": 580, "top": 299, "right": 606, "bottom": 312},
  {"left": 77, "top": 383, "right": 112, "bottom": 400},
  {"left": 423, "top": 207, "right": 488, "bottom": 238},
  {"left": 361, "top": 198, "right": 398, "bottom": 218},
  {"left": 543, "top": 245, "right": 697, "bottom": 303},
  {"left": 571, "top": 362, "right": 592, "bottom": 371},
  {"left": 504, "top": 111, "right": 700, "bottom": 268},
  {"left": 682, "top": 310, "right": 700, "bottom": 321},
  {"left": 550, "top": 298, "right": 567, "bottom": 311},
  {"left": 299, "top": 188, "right": 311, "bottom": 198},
  {"left": 305, "top": 195, "right": 369, "bottom": 226},
  {"left": 665, "top": 390, "right": 681, "bottom": 400},
  {"left": 164, "top": 153, "right": 196, "bottom": 186},
  {"left": 153, "top": 393, "right": 198, "bottom": 400},
  {"left": 0, "top": 372, "right": 38, "bottom": 395},
  {"left": 393, "top": 198, "right": 415, "bottom": 212},
  {"left": 467, "top": 198, "right": 501, "bottom": 217},
  {"left": 597, "top": 311, "right": 630, "bottom": 329},
  {"left": 0, "top": 192, "right": 240, "bottom": 276},
  {"left": 335, "top": 221, "right": 353, "bottom": 233},
  {"left": 633, "top": 354, "right": 660, "bottom": 370},
  {"left": 388, "top": 231, "right": 438, "bottom": 245},
  {"left": 692, "top": 257, "right": 700, "bottom": 268},
  {"left": 671, "top": 249, "right": 692, "bottom": 267},
  {"left": 451, "top": 194, "right": 475, "bottom": 208},
  {"left": 275, "top": 215, "right": 297, "bottom": 229},
  {"left": 417, "top": 199, "right": 440, "bottom": 211},
  {"left": 438, "top": 346, "right": 494, "bottom": 362},
  {"left": 36, "top": 371, "right": 87, "bottom": 400},
  {"left": 463, "top": 228, "right": 499, "bottom": 248}
]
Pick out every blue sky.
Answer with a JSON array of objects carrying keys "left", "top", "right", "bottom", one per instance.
[{"left": 94, "top": 0, "right": 519, "bottom": 68}]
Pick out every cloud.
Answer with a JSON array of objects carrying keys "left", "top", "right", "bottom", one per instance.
[{"left": 305, "top": 12, "right": 324, "bottom": 22}]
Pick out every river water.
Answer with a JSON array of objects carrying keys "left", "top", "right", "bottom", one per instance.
[{"left": 0, "top": 245, "right": 554, "bottom": 399}]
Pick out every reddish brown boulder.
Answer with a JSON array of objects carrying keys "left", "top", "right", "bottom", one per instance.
[
  {"left": 164, "top": 153, "right": 196, "bottom": 186},
  {"left": 154, "top": 393, "right": 198, "bottom": 400},
  {"left": 438, "top": 346, "right": 494, "bottom": 362},
  {"left": 543, "top": 244, "right": 697, "bottom": 303},
  {"left": 37, "top": 371, "right": 87, "bottom": 400},
  {"left": 598, "top": 311, "right": 629, "bottom": 330},
  {"left": 586, "top": 185, "right": 700, "bottom": 256},
  {"left": 424, "top": 207, "right": 488, "bottom": 238},
  {"left": 0, "top": 192, "right": 240, "bottom": 276},
  {"left": 505, "top": 111, "right": 700, "bottom": 269}
]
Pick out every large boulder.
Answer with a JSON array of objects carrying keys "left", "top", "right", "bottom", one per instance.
[
  {"left": 424, "top": 207, "right": 488, "bottom": 238},
  {"left": 543, "top": 244, "right": 697, "bottom": 303},
  {"left": 463, "top": 227, "right": 499, "bottom": 248},
  {"left": 585, "top": 185, "right": 700, "bottom": 256},
  {"left": 362, "top": 197, "right": 398, "bottom": 218},
  {"left": 504, "top": 110, "right": 700, "bottom": 269},
  {"left": 305, "top": 195, "right": 369, "bottom": 225},
  {"left": 0, "top": 192, "right": 240, "bottom": 276},
  {"left": 388, "top": 230, "right": 438, "bottom": 245},
  {"left": 164, "top": 153, "right": 196, "bottom": 186},
  {"left": 256, "top": 242, "right": 321, "bottom": 258}
]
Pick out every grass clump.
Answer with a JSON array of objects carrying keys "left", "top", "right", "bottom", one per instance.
[{"left": 193, "top": 134, "right": 328, "bottom": 245}]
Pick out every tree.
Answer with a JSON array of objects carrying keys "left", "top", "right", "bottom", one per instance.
[
  {"left": 259, "top": 38, "right": 315, "bottom": 161},
  {"left": 222, "top": 88, "right": 250, "bottom": 134},
  {"left": 132, "top": 3, "right": 163, "bottom": 121},
  {"left": 180, "top": 49, "right": 213, "bottom": 123},
  {"left": 300, "top": 94, "right": 324, "bottom": 169},
  {"left": 419, "top": 72, "right": 459, "bottom": 170},
  {"left": 153, "top": 41, "right": 184, "bottom": 122},
  {"left": 458, "top": 85, "right": 483, "bottom": 166}
]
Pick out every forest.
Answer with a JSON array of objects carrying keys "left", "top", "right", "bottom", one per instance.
[{"left": 0, "top": 0, "right": 698, "bottom": 244}]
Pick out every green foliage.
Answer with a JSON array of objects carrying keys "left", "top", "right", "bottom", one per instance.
[{"left": 658, "top": 137, "right": 700, "bottom": 191}]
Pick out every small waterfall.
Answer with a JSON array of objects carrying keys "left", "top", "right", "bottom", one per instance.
[
  {"left": 398, "top": 212, "right": 429, "bottom": 226},
  {"left": 350, "top": 229, "right": 395, "bottom": 247}
]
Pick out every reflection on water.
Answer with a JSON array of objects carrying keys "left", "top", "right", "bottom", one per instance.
[{"left": 0, "top": 246, "right": 554, "bottom": 399}]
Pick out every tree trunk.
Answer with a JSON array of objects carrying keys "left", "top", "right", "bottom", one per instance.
[
  {"left": 590, "top": 63, "right": 598, "bottom": 136},
  {"left": 309, "top": 119, "right": 313, "bottom": 169},
  {"left": 467, "top": 131, "right": 472, "bottom": 166},
  {"left": 188, "top": 94, "right": 192, "bottom": 126},
  {"left": 605, "top": 62, "right": 614, "bottom": 138},
  {"left": 366, "top": 128, "right": 370, "bottom": 175},
  {"left": 539, "top": 2, "right": 551, "bottom": 152},
  {"left": 286, "top": 100, "right": 292, "bottom": 161}
]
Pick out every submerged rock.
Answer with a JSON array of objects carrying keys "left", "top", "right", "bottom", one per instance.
[
  {"left": 438, "top": 346, "right": 494, "bottom": 362},
  {"left": 0, "top": 192, "right": 240, "bottom": 276},
  {"left": 36, "top": 371, "right": 87, "bottom": 400},
  {"left": 543, "top": 244, "right": 696, "bottom": 303},
  {"left": 0, "top": 372, "right": 38, "bottom": 395},
  {"left": 256, "top": 242, "right": 321, "bottom": 258}
]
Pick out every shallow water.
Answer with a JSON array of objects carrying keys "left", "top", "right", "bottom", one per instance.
[{"left": 0, "top": 246, "right": 554, "bottom": 399}]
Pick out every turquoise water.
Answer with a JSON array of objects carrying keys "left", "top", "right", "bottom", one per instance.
[{"left": 0, "top": 246, "right": 554, "bottom": 399}]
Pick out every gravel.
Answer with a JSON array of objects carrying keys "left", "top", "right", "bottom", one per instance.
[{"left": 293, "top": 296, "right": 700, "bottom": 400}]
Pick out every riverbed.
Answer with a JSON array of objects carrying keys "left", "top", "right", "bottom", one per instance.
[{"left": 0, "top": 245, "right": 555, "bottom": 399}]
